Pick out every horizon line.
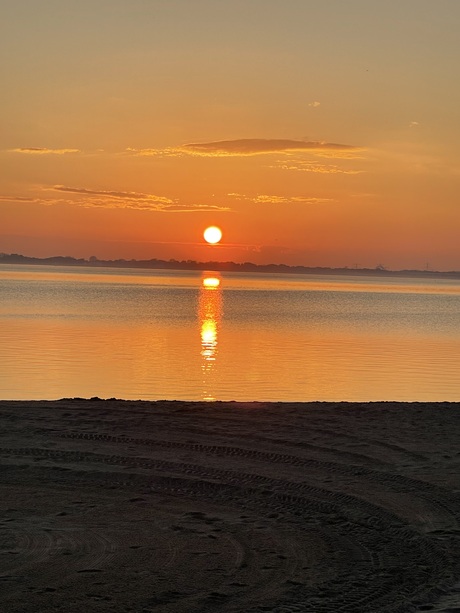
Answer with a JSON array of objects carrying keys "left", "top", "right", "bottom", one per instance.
[{"left": 1, "top": 252, "right": 459, "bottom": 276}]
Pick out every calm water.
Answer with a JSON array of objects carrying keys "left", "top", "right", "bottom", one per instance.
[{"left": 1, "top": 264, "right": 459, "bottom": 402}]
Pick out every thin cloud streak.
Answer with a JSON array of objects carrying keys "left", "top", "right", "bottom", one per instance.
[
  {"left": 50, "top": 185, "right": 174, "bottom": 204},
  {"left": 124, "top": 147, "right": 180, "bottom": 157},
  {"left": 10, "top": 148, "right": 80, "bottom": 155},
  {"left": 6, "top": 141, "right": 364, "bottom": 160},
  {"left": 79, "top": 201, "right": 230, "bottom": 212},
  {"left": 0, "top": 195, "right": 38, "bottom": 202},
  {"left": 228, "top": 193, "right": 334, "bottom": 205},
  {"left": 46, "top": 185, "right": 230, "bottom": 213},
  {"left": 181, "top": 138, "right": 360, "bottom": 157},
  {"left": 254, "top": 195, "right": 334, "bottom": 204},
  {"left": 2, "top": 186, "right": 230, "bottom": 213},
  {"left": 273, "top": 161, "right": 364, "bottom": 174},
  {"left": 163, "top": 204, "right": 231, "bottom": 212}
]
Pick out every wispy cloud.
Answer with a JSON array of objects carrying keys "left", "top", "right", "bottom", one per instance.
[
  {"left": 157, "top": 203, "right": 231, "bottom": 213},
  {"left": 124, "top": 147, "right": 181, "bottom": 157},
  {"left": 46, "top": 185, "right": 230, "bottom": 213},
  {"left": 0, "top": 194, "right": 82, "bottom": 207},
  {"left": 116, "top": 139, "right": 365, "bottom": 160},
  {"left": 253, "top": 195, "right": 292, "bottom": 204},
  {"left": 228, "top": 193, "right": 334, "bottom": 205},
  {"left": 271, "top": 159, "right": 364, "bottom": 174},
  {"left": 180, "top": 138, "right": 360, "bottom": 157},
  {"left": 10, "top": 147, "right": 80, "bottom": 155},
  {"left": 409, "top": 121, "right": 419, "bottom": 128},
  {"left": 313, "top": 149, "right": 366, "bottom": 160},
  {"left": 0, "top": 195, "right": 38, "bottom": 202},
  {"left": 50, "top": 185, "right": 174, "bottom": 205},
  {"left": 254, "top": 194, "right": 334, "bottom": 204},
  {"left": 308, "top": 101, "right": 321, "bottom": 108},
  {"left": 7, "top": 140, "right": 364, "bottom": 161}
]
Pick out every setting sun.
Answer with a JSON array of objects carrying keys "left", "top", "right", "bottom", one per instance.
[{"left": 203, "top": 226, "right": 222, "bottom": 245}]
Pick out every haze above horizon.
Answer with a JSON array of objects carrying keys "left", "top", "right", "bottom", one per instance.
[{"left": 1, "top": 1, "right": 459, "bottom": 271}]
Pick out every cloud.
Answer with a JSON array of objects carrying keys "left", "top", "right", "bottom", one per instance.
[
  {"left": 50, "top": 185, "right": 174, "bottom": 205},
  {"left": 409, "top": 121, "right": 419, "bottom": 128},
  {"left": 75, "top": 200, "right": 229, "bottom": 212},
  {"left": 3, "top": 186, "right": 231, "bottom": 212},
  {"left": 10, "top": 147, "right": 80, "bottom": 155},
  {"left": 124, "top": 147, "right": 181, "bottom": 157},
  {"left": 180, "top": 138, "right": 359, "bottom": 157},
  {"left": 272, "top": 160, "right": 364, "bottom": 174},
  {"left": 7, "top": 140, "right": 363, "bottom": 161},
  {"left": 0, "top": 194, "right": 82, "bottom": 207},
  {"left": 158, "top": 203, "right": 231, "bottom": 213},
  {"left": 46, "top": 185, "right": 230, "bottom": 213},
  {"left": 0, "top": 195, "right": 38, "bottom": 202},
  {"left": 253, "top": 195, "right": 290, "bottom": 204},
  {"left": 308, "top": 101, "right": 321, "bottom": 108},
  {"left": 253, "top": 194, "right": 334, "bottom": 205},
  {"left": 313, "top": 150, "right": 366, "bottom": 160},
  {"left": 228, "top": 193, "right": 334, "bottom": 205},
  {"left": 118, "top": 139, "right": 364, "bottom": 160}
]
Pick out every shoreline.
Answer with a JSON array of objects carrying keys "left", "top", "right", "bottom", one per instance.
[
  {"left": 2, "top": 255, "right": 460, "bottom": 279},
  {"left": 1, "top": 400, "right": 459, "bottom": 612}
]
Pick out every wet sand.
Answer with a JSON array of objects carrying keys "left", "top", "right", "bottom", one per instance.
[{"left": 1, "top": 400, "right": 459, "bottom": 612}]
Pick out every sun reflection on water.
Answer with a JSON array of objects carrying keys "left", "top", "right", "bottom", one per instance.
[{"left": 198, "top": 274, "right": 223, "bottom": 401}]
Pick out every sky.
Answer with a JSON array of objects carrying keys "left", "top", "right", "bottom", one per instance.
[{"left": 1, "top": 0, "right": 459, "bottom": 270}]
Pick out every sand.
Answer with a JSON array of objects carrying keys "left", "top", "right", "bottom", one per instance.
[{"left": 1, "top": 400, "right": 459, "bottom": 613}]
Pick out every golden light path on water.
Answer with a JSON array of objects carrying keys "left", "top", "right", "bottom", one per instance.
[{"left": 198, "top": 275, "right": 222, "bottom": 401}]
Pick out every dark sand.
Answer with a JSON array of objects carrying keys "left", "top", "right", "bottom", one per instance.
[{"left": 1, "top": 400, "right": 459, "bottom": 613}]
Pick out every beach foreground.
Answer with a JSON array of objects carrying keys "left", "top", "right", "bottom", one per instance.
[{"left": 1, "top": 400, "right": 459, "bottom": 613}]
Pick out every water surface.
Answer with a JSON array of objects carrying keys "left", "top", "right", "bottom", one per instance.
[{"left": 1, "top": 264, "right": 459, "bottom": 401}]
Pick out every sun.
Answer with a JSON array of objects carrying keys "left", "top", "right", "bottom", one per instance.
[{"left": 203, "top": 226, "right": 222, "bottom": 245}]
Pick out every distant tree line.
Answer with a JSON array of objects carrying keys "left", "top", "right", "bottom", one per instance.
[{"left": 0, "top": 252, "right": 459, "bottom": 279}]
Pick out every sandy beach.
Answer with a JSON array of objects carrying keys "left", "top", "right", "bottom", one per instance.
[{"left": 1, "top": 400, "right": 459, "bottom": 613}]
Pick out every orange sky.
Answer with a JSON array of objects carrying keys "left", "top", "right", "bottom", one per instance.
[{"left": 1, "top": 1, "right": 459, "bottom": 270}]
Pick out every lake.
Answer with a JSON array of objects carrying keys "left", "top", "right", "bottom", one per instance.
[{"left": 0, "top": 264, "right": 459, "bottom": 402}]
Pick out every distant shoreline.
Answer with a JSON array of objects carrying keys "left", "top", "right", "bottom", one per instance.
[
  {"left": 1, "top": 399, "right": 459, "bottom": 405},
  {"left": 1, "top": 253, "right": 459, "bottom": 280}
]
